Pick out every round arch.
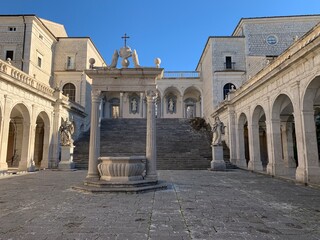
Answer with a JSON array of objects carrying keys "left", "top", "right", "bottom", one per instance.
[
  {"left": 252, "top": 105, "right": 268, "bottom": 170},
  {"left": 236, "top": 112, "right": 249, "bottom": 168},
  {"left": 183, "top": 86, "right": 202, "bottom": 119},
  {"left": 271, "top": 93, "right": 297, "bottom": 178},
  {"left": 34, "top": 111, "right": 51, "bottom": 169},
  {"left": 301, "top": 75, "right": 320, "bottom": 182},
  {"left": 7, "top": 103, "right": 31, "bottom": 170}
]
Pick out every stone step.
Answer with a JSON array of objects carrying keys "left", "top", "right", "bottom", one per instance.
[{"left": 73, "top": 118, "right": 212, "bottom": 170}]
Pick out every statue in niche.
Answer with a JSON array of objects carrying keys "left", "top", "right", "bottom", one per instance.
[
  {"left": 132, "top": 49, "right": 141, "bottom": 68},
  {"left": 168, "top": 98, "right": 175, "bottom": 113},
  {"left": 131, "top": 98, "right": 138, "bottom": 113},
  {"left": 211, "top": 117, "right": 225, "bottom": 146},
  {"left": 109, "top": 50, "right": 119, "bottom": 68},
  {"left": 59, "top": 118, "right": 75, "bottom": 146}
]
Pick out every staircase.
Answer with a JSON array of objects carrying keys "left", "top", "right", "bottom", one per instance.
[{"left": 73, "top": 118, "right": 212, "bottom": 170}]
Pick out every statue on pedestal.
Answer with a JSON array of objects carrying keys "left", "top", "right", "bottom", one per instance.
[
  {"left": 59, "top": 118, "right": 75, "bottom": 146},
  {"left": 211, "top": 117, "right": 224, "bottom": 146}
]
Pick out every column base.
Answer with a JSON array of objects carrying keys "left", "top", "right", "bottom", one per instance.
[
  {"left": 145, "top": 174, "right": 158, "bottom": 181},
  {"left": 248, "top": 160, "right": 263, "bottom": 171}
]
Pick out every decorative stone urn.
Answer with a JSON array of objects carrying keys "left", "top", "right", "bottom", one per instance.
[{"left": 98, "top": 156, "right": 146, "bottom": 181}]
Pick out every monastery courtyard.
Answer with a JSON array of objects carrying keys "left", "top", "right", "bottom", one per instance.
[{"left": 0, "top": 169, "right": 319, "bottom": 240}]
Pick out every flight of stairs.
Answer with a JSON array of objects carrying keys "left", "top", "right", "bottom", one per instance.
[{"left": 73, "top": 118, "right": 212, "bottom": 170}]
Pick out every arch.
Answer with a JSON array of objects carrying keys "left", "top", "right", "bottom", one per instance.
[
  {"left": 6, "top": 103, "right": 31, "bottom": 170},
  {"left": 163, "top": 87, "right": 181, "bottom": 116},
  {"left": 300, "top": 76, "right": 320, "bottom": 183},
  {"left": 251, "top": 105, "right": 268, "bottom": 171},
  {"left": 109, "top": 97, "right": 120, "bottom": 119},
  {"left": 271, "top": 94, "right": 297, "bottom": 178},
  {"left": 223, "top": 83, "right": 236, "bottom": 100},
  {"left": 62, "top": 83, "right": 76, "bottom": 102},
  {"left": 183, "top": 86, "right": 202, "bottom": 118},
  {"left": 236, "top": 112, "right": 249, "bottom": 168},
  {"left": 34, "top": 111, "right": 51, "bottom": 169}
]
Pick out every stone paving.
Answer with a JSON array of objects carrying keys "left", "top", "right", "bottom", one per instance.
[{"left": 0, "top": 169, "right": 320, "bottom": 240}]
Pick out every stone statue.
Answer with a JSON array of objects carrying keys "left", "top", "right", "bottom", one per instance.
[
  {"left": 211, "top": 117, "right": 225, "bottom": 146},
  {"left": 109, "top": 50, "right": 119, "bottom": 68},
  {"left": 168, "top": 98, "right": 174, "bottom": 113},
  {"left": 132, "top": 49, "right": 141, "bottom": 68},
  {"left": 131, "top": 98, "right": 137, "bottom": 113},
  {"left": 59, "top": 118, "right": 75, "bottom": 146}
]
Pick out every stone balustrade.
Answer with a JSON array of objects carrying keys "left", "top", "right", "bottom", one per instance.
[
  {"left": 0, "top": 59, "right": 54, "bottom": 96},
  {"left": 163, "top": 71, "right": 199, "bottom": 79}
]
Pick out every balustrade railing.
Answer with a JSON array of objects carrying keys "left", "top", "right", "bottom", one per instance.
[
  {"left": 163, "top": 71, "right": 199, "bottom": 78},
  {"left": 0, "top": 59, "right": 54, "bottom": 96}
]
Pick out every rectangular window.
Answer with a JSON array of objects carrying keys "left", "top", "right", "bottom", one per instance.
[
  {"left": 66, "top": 56, "right": 75, "bottom": 69},
  {"left": 6, "top": 50, "right": 14, "bottom": 60},
  {"left": 37, "top": 56, "right": 42, "bottom": 68},
  {"left": 8, "top": 27, "right": 16, "bottom": 32},
  {"left": 225, "top": 56, "right": 232, "bottom": 69}
]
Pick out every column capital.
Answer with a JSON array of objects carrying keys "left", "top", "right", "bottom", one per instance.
[
  {"left": 146, "top": 90, "right": 156, "bottom": 101},
  {"left": 91, "top": 89, "right": 101, "bottom": 102}
]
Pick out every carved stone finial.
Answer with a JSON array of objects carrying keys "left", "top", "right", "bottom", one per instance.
[
  {"left": 109, "top": 50, "right": 119, "bottom": 68},
  {"left": 89, "top": 58, "right": 95, "bottom": 69},
  {"left": 154, "top": 58, "right": 161, "bottom": 68},
  {"left": 132, "top": 49, "right": 141, "bottom": 68}
]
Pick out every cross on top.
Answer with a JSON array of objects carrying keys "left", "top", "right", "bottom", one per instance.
[{"left": 121, "top": 33, "right": 130, "bottom": 47}]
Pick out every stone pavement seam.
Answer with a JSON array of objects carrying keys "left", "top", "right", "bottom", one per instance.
[
  {"left": 147, "top": 190, "right": 156, "bottom": 240},
  {"left": 173, "top": 183, "right": 193, "bottom": 239}
]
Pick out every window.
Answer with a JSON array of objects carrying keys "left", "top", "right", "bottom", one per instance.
[
  {"left": 225, "top": 56, "right": 232, "bottom": 69},
  {"left": 62, "top": 83, "right": 76, "bottom": 102},
  {"left": 223, "top": 83, "right": 236, "bottom": 100},
  {"left": 266, "top": 35, "right": 278, "bottom": 45},
  {"left": 6, "top": 50, "right": 14, "bottom": 61},
  {"left": 66, "top": 56, "right": 75, "bottom": 69},
  {"left": 37, "top": 56, "right": 42, "bottom": 68},
  {"left": 8, "top": 27, "right": 16, "bottom": 32}
]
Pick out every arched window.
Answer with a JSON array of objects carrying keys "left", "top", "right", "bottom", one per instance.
[
  {"left": 223, "top": 83, "right": 236, "bottom": 100},
  {"left": 62, "top": 83, "right": 76, "bottom": 102}
]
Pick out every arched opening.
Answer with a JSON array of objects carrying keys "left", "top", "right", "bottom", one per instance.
[
  {"left": 33, "top": 111, "right": 50, "bottom": 169},
  {"left": 223, "top": 83, "right": 236, "bottom": 100},
  {"left": 301, "top": 76, "right": 320, "bottom": 183},
  {"left": 109, "top": 98, "right": 120, "bottom": 119},
  {"left": 62, "top": 83, "right": 76, "bottom": 102},
  {"left": 272, "top": 94, "right": 297, "bottom": 178},
  {"left": 163, "top": 87, "right": 181, "bottom": 118},
  {"left": 6, "top": 104, "right": 31, "bottom": 170},
  {"left": 252, "top": 105, "right": 268, "bottom": 171},
  {"left": 237, "top": 113, "right": 249, "bottom": 168},
  {"left": 183, "top": 86, "right": 201, "bottom": 118}
]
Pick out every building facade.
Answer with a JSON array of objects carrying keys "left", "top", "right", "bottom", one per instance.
[
  {"left": 197, "top": 15, "right": 320, "bottom": 185},
  {"left": 1, "top": 14, "right": 320, "bottom": 186},
  {"left": 0, "top": 15, "right": 104, "bottom": 171}
]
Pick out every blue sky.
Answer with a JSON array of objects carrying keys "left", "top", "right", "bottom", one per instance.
[{"left": 1, "top": 0, "right": 320, "bottom": 70}]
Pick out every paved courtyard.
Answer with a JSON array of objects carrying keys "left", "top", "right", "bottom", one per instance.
[{"left": 0, "top": 169, "right": 320, "bottom": 240}]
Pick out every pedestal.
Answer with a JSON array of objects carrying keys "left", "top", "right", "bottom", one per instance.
[
  {"left": 210, "top": 145, "right": 226, "bottom": 171},
  {"left": 59, "top": 145, "right": 75, "bottom": 170}
]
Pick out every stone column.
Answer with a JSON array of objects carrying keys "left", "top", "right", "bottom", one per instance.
[
  {"left": 119, "top": 92, "right": 123, "bottom": 118},
  {"left": 87, "top": 90, "right": 101, "bottom": 180},
  {"left": 180, "top": 95, "right": 184, "bottom": 118},
  {"left": 298, "top": 110, "right": 320, "bottom": 184},
  {"left": 267, "top": 118, "right": 285, "bottom": 176},
  {"left": 145, "top": 91, "right": 157, "bottom": 180},
  {"left": 228, "top": 108, "right": 237, "bottom": 165},
  {"left": 248, "top": 123, "right": 263, "bottom": 171},
  {"left": 236, "top": 123, "right": 247, "bottom": 168},
  {"left": 0, "top": 95, "right": 11, "bottom": 171},
  {"left": 140, "top": 92, "right": 144, "bottom": 118}
]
